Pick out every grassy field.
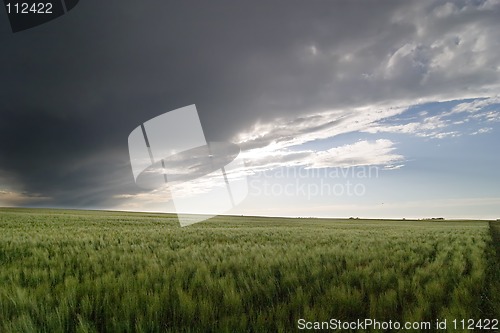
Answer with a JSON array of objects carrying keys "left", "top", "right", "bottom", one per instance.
[{"left": 0, "top": 208, "right": 498, "bottom": 332}]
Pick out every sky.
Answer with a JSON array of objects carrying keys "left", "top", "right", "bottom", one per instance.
[{"left": 0, "top": 0, "right": 499, "bottom": 219}]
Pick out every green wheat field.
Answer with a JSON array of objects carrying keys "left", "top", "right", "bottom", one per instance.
[{"left": 0, "top": 208, "right": 499, "bottom": 332}]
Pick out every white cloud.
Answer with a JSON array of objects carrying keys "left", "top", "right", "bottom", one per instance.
[
  {"left": 363, "top": 95, "right": 500, "bottom": 138},
  {"left": 363, "top": 113, "right": 450, "bottom": 138},
  {"left": 237, "top": 105, "right": 407, "bottom": 151},
  {"left": 233, "top": 91, "right": 499, "bottom": 177},
  {"left": 228, "top": 91, "right": 500, "bottom": 184},
  {"left": 471, "top": 127, "right": 493, "bottom": 135},
  {"left": 233, "top": 104, "right": 408, "bottom": 175},
  {"left": 484, "top": 111, "right": 500, "bottom": 122},
  {"left": 306, "top": 140, "right": 403, "bottom": 169},
  {"left": 384, "top": 164, "right": 405, "bottom": 170},
  {"left": 452, "top": 96, "right": 500, "bottom": 114}
]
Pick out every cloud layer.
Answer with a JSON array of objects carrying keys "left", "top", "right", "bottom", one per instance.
[{"left": 0, "top": 0, "right": 499, "bottom": 209}]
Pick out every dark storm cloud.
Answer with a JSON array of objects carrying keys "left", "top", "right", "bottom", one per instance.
[{"left": 0, "top": 0, "right": 498, "bottom": 208}]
